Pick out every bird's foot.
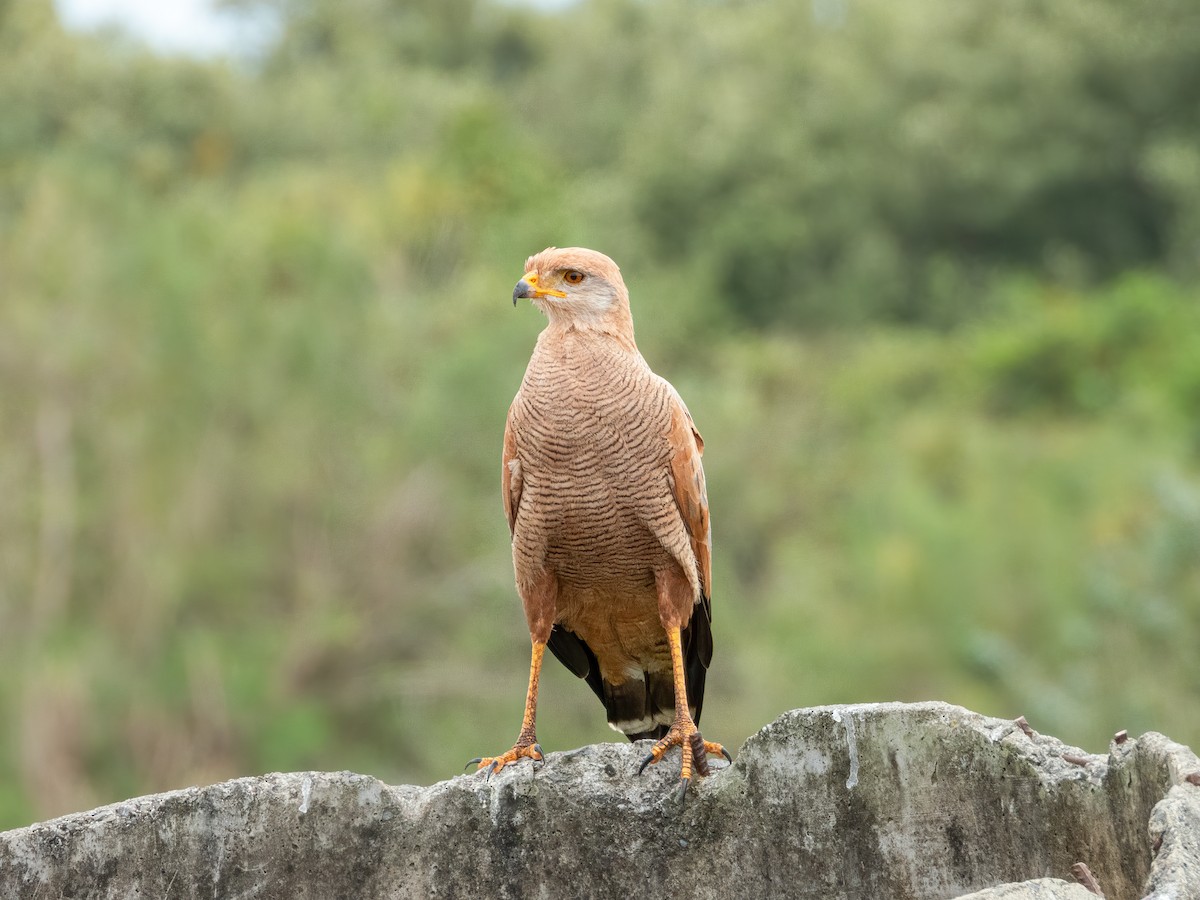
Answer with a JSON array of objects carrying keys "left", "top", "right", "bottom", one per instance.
[
  {"left": 637, "top": 717, "right": 731, "bottom": 799},
  {"left": 467, "top": 739, "right": 544, "bottom": 777}
]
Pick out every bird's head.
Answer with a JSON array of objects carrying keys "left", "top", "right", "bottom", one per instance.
[{"left": 512, "top": 247, "right": 633, "bottom": 336}]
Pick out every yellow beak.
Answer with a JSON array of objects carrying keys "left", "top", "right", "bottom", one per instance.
[{"left": 512, "top": 272, "right": 567, "bottom": 306}]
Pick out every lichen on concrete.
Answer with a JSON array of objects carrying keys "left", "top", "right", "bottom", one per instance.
[{"left": 2, "top": 702, "right": 1197, "bottom": 899}]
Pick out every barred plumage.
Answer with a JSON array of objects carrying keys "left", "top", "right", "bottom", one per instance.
[
  {"left": 473, "top": 247, "right": 726, "bottom": 792},
  {"left": 505, "top": 248, "right": 711, "bottom": 739}
]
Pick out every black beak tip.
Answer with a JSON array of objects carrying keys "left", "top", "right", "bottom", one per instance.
[{"left": 513, "top": 280, "right": 532, "bottom": 306}]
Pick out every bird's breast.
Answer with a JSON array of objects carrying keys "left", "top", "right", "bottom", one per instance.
[{"left": 509, "top": 341, "right": 675, "bottom": 583}]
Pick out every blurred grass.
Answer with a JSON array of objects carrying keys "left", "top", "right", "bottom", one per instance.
[{"left": 1, "top": 0, "right": 1198, "bottom": 829}]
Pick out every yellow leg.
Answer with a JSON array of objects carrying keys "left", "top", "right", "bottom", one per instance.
[
  {"left": 637, "top": 627, "right": 731, "bottom": 796},
  {"left": 469, "top": 640, "right": 546, "bottom": 775}
]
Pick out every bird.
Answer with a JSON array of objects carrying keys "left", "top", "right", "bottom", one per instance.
[{"left": 470, "top": 247, "right": 729, "bottom": 795}]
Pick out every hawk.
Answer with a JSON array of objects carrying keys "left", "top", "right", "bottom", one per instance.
[{"left": 471, "top": 247, "right": 728, "bottom": 794}]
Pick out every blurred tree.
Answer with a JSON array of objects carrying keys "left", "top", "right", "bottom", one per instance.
[
  {"left": 1, "top": 0, "right": 1199, "bottom": 831},
  {"left": 578, "top": 0, "right": 1200, "bottom": 327}
]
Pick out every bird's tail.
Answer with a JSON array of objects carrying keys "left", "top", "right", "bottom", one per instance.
[
  {"left": 604, "top": 672, "right": 676, "bottom": 742},
  {"left": 544, "top": 619, "right": 709, "bottom": 743}
]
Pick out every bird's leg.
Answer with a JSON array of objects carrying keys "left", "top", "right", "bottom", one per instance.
[
  {"left": 637, "top": 627, "right": 730, "bottom": 796},
  {"left": 469, "top": 639, "right": 546, "bottom": 775}
]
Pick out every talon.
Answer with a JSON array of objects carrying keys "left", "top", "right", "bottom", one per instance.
[
  {"left": 465, "top": 757, "right": 483, "bottom": 770},
  {"left": 470, "top": 741, "right": 544, "bottom": 778},
  {"left": 638, "top": 746, "right": 665, "bottom": 776},
  {"left": 673, "top": 777, "right": 691, "bottom": 804},
  {"left": 638, "top": 715, "right": 727, "bottom": 793}
]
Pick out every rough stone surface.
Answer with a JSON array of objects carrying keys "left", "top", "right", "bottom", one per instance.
[
  {"left": 954, "top": 878, "right": 1099, "bottom": 900},
  {"left": 2, "top": 702, "right": 1198, "bottom": 900}
]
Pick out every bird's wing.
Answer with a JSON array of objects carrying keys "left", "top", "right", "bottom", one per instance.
[
  {"left": 547, "top": 625, "right": 607, "bottom": 705},
  {"left": 501, "top": 408, "right": 522, "bottom": 537},
  {"left": 666, "top": 391, "right": 712, "bottom": 614},
  {"left": 665, "top": 390, "right": 714, "bottom": 724}
]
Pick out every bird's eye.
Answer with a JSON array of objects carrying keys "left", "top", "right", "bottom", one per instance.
[{"left": 564, "top": 270, "right": 586, "bottom": 285}]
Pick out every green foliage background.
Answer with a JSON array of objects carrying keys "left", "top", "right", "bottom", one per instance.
[{"left": 2, "top": 0, "right": 1199, "bottom": 828}]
